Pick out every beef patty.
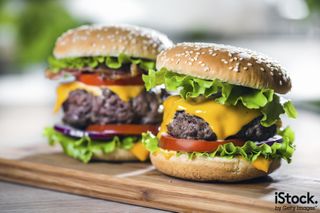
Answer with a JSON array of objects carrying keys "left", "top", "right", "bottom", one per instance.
[
  {"left": 167, "top": 111, "right": 276, "bottom": 142},
  {"left": 62, "top": 89, "right": 162, "bottom": 129},
  {"left": 167, "top": 111, "right": 217, "bottom": 141}
]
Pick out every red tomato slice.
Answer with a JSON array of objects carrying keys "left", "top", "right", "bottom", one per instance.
[
  {"left": 78, "top": 73, "right": 144, "bottom": 86},
  {"left": 87, "top": 124, "right": 159, "bottom": 136},
  {"left": 159, "top": 134, "right": 245, "bottom": 152}
]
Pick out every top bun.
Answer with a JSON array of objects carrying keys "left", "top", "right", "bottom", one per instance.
[
  {"left": 157, "top": 42, "right": 291, "bottom": 94},
  {"left": 53, "top": 25, "right": 173, "bottom": 60}
]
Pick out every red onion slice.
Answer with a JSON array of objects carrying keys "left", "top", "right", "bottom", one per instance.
[
  {"left": 54, "top": 124, "right": 115, "bottom": 140},
  {"left": 255, "top": 135, "right": 283, "bottom": 146}
]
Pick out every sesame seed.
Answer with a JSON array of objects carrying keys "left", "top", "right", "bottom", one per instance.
[
  {"left": 279, "top": 80, "right": 283, "bottom": 85},
  {"left": 243, "top": 67, "right": 248, "bottom": 70},
  {"left": 229, "top": 66, "right": 233, "bottom": 70},
  {"left": 247, "top": 63, "right": 252, "bottom": 66},
  {"left": 270, "top": 71, "right": 274, "bottom": 76},
  {"left": 233, "top": 62, "right": 240, "bottom": 72},
  {"left": 260, "top": 67, "right": 264, "bottom": 71}
]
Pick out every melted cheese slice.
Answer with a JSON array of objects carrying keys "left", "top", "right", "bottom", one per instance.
[
  {"left": 252, "top": 157, "right": 272, "bottom": 173},
  {"left": 53, "top": 81, "right": 144, "bottom": 113},
  {"left": 107, "top": 85, "right": 144, "bottom": 102},
  {"left": 54, "top": 82, "right": 102, "bottom": 113},
  {"left": 158, "top": 96, "right": 260, "bottom": 140},
  {"left": 130, "top": 142, "right": 149, "bottom": 161}
]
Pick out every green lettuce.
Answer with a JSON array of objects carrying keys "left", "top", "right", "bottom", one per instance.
[
  {"left": 142, "top": 126, "right": 295, "bottom": 163},
  {"left": 48, "top": 53, "right": 155, "bottom": 73},
  {"left": 43, "top": 127, "right": 138, "bottom": 163},
  {"left": 143, "top": 68, "right": 297, "bottom": 126}
]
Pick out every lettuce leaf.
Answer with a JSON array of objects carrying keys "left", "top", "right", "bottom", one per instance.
[
  {"left": 43, "top": 127, "right": 138, "bottom": 163},
  {"left": 48, "top": 53, "right": 155, "bottom": 73},
  {"left": 143, "top": 68, "right": 297, "bottom": 126},
  {"left": 142, "top": 126, "right": 295, "bottom": 163}
]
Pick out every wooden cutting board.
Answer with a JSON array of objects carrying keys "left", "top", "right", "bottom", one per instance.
[{"left": 0, "top": 144, "right": 319, "bottom": 213}]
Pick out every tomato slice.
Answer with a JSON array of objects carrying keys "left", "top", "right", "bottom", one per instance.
[
  {"left": 86, "top": 124, "right": 159, "bottom": 136},
  {"left": 159, "top": 134, "right": 245, "bottom": 153},
  {"left": 78, "top": 73, "right": 144, "bottom": 86}
]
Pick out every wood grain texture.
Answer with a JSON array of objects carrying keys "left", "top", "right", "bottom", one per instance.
[
  {"left": 0, "top": 148, "right": 319, "bottom": 213},
  {"left": 0, "top": 181, "right": 166, "bottom": 213}
]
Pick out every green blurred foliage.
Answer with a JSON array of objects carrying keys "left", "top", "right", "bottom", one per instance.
[
  {"left": 0, "top": 0, "right": 87, "bottom": 68},
  {"left": 306, "top": 0, "right": 320, "bottom": 12}
]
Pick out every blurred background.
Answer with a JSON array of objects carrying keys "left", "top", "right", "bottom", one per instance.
[{"left": 0, "top": 0, "right": 320, "bottom": 151}]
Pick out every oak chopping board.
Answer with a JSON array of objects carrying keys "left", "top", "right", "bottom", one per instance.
[{"left": 0, "top": 143, "right": 319, "bottom": 213}]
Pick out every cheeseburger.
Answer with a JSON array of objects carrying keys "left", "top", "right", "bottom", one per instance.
[
  {"left": 44, "top": 25, "right": 172, "bottom": 163},
  {"left": 142, "top": 43, "right": 297, "bottom": 182}
]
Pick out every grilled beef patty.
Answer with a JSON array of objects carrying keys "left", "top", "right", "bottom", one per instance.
[
  {"left": 167, "top": 111, "right": 276, "bottom": 142},
  {"left": 167, "top": 111, "right": 217, "bottom": 141},
  {"left": 62, "top": 89, "right": 162, "bottom": 129}
]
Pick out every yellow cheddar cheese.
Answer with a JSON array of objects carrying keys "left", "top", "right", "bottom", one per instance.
[
  {"left": 158, "top": 149, "right": 176, "bottom": 160},
  {"left": 252, "top": 157, "right": 272, "bottom": 173},
  {"left": 106, "top": 85, "right": 144, "bottom": 102},
  {"left": 158, "top": 96, "right": 260, "bottom": 140},
  {"left": 54, "top": 82, "right": 102, "bottom": 113},
  {"left": 130, "top": 142, "right": 149, "bottom": 161},
  {"left": 53, "top": 81, "right": 144, "bottom": 113}
]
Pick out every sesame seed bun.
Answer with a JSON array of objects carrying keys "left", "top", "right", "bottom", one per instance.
[
  {"left": 92, "top": 148, "right": 141, "bottom": 162},
  {"left": 157, "top": 42, "right": 291, "bottom": 94},
  {"left": 151, "top": 151, "right": 280, "bottom": 182},
  {"left": 53, "top": 25, "right": 173, "bottom": 60}
]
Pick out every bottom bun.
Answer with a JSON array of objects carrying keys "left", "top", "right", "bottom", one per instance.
[
  {"left": 150, "top": 151, "right": 281, "bottom": 182},
  {"left": 92, "top": 149, "right": 138, "bottom": 161}
]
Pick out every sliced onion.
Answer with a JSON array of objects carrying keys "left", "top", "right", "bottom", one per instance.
[
  {"left": 255, "top": 135, "right": 283, "bottom": 146},
  {"left": 54, "top": 124, "right": 115, "bottom": 140}
]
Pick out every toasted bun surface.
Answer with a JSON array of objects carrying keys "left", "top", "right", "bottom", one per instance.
[
  {"left": 157, "top": 42, "right": 291, "bottom": 94},
  {"left": 54, "top": 25, "right": 173, "bottom": 60},
  {"left": 151, "top": 151, "right": 280, "bottom": 182},
  {"left": 92, "top": 148, "right": 139, "bottom": 161}
]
